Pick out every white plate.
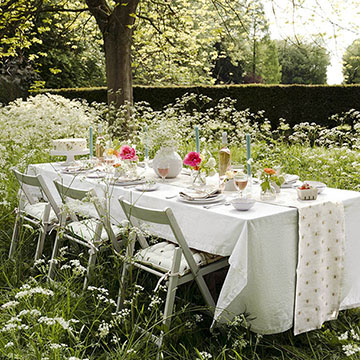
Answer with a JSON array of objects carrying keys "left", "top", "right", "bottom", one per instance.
[
  {"left": 177, "top": 194, "right": 224, "bottom": 205},
  {"left": 112, "top": 179, "right": 146, "bottom": 186},
  {"left": 86, "top": 172, "right": 107, "bottom": 178},
  {"left": 135, "top": 183, "right": 159, "bottom": 192}
]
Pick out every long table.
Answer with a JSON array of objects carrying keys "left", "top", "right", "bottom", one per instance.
[{"left": 30, "top": 163, "right": 360, "bottom": 335}]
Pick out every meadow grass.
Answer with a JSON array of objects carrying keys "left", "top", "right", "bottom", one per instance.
[{"left": 1, "top": 94, "right": 360, "bottom": 359}]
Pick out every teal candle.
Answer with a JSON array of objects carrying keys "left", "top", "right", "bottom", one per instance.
[
  {"left": 89, "top": 126, "right": 93, "bottom": 159},
  {"left": 246, "top": 134, "right": 251, "bottom": 176},
  {"left": 195, "top": 126, "right": 200, "bottom": 153}
]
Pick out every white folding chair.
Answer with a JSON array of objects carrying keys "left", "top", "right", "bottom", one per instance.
[
  {"left": 117, "top": 197, "right": 229, "bottom": 333},
  {"left": 48, "top": 180, "right": 123, "bottom": 290},
  {"left": 10, "top": 169, "right": 59, "bottom": 260}
]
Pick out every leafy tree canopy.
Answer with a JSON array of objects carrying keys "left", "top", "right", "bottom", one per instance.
[
  {"left": 343, "top": 39, "right": 360, "bottom": 84},
  {"left": 277, "top": 40, "right": 330, "bottom": 84}
]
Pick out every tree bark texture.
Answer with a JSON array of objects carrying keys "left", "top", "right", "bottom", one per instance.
[{"left": 86, "top": 0, "right": 140, "bottom": 107}]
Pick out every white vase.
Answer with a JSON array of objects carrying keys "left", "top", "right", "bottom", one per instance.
[{"left": 152, "top": 147, "right": 183, "bottom": 179}]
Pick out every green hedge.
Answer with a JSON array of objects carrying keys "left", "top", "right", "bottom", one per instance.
[{"left": 34, "top": 85, "right": 360, "bottom": 128}]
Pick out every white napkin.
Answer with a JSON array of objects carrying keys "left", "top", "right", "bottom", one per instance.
[{"left": 179, "top": 189, "right": 221, "bottom": 201}]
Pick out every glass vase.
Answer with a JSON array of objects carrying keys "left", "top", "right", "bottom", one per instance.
[
  {"left": 260, "top": 183, "right": 276, "bottom": 200},
  {"left": 191, "top": 169, "right": 206, "bottom": 187}
]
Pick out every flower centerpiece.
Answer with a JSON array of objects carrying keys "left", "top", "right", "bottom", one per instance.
[
  {"left": 143, "top": 117, "right": 183, "bottom": 178},
  {"left": 112, "top": 144, "right": 139, "bottom": 178},
  {"left": 183, "top": 151, "right": 216, "bottom": 186},
  {"left": 260, "top": 167, "right": 285, "bottom": 200}
]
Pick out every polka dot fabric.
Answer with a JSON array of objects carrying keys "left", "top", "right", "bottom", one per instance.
[{"left": 294, "top": 201, "right": 345, "bottom": 335}]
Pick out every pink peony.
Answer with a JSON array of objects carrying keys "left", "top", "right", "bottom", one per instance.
[
  {"left": 183, "top": 151, "right": 202, "bottom": 168},
  {"left": 118, "top": 145, "right": 138, "bottom": 161}
]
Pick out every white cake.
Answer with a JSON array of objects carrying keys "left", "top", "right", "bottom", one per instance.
[{"left": 52, "top": 138, "right": 87, "bottom": 152}]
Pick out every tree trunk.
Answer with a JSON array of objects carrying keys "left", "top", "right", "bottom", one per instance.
[
  {"left": 104, "top": 25, "right": 133, "bottom": 107},
  {"left": 86, "top": 0, "right": 140, "bottom": 108}
]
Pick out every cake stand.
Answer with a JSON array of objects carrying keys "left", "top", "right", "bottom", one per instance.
[{"left": 50, "top": 149, "right": 90, "bottom": 165}]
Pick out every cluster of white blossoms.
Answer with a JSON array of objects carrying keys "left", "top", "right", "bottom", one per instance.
[{"left": 15, "top": 286, "right": 54, "bottom": 299}]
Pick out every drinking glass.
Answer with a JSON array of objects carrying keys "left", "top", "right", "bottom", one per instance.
[
  {"left": 157, "top": 161, "right": 169, "bottom": 182},
  {"left": 234, "top": 172, "right": 248, "bottom": 198}
]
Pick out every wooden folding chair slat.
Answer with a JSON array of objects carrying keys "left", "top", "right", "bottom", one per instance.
[
  {"left": 117, "top": 196, "right": 229, "bottom": 351},
  {"left": 49, "top": 180, "right": 113, "bottom": 291},
  {"left": 10, "top": 169, "right": 59, "bottom": 260}
]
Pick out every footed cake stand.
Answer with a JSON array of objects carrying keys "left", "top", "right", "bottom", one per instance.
[{"left": 50, "top": 149, "right": 90, "bottom": 165}]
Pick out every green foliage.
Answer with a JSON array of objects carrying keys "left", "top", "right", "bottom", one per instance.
[
  {"left": 36, "top": 84, "right": 360, "bottom": 129},
  {"left": 343, "top": 39, "right": 360, "bottom": 84},
  {"left": 277, "top": 40, "right": 330, "bottom": 84},
  {"left": 1, "top": 94, "right": 360, "bottom": 358}
]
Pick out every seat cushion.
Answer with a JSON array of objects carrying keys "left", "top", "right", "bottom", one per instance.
[
  {"left": 22, "top": 202, "right": 58, "bottom": 223},
  {"left": 134, "top": 241, "right": 223, "bottom": 276},
  {"left": 65, "top": 218, "right": 121, "bottom": 244}
]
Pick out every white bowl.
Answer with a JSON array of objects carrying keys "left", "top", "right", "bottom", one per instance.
[{"left": 231, "top": 198, "right": 256, "bottom": 211}]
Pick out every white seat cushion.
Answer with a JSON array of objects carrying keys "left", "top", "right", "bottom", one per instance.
[
  {"left": 134, "top": 241, "right": 222, "bottom": 276},
  {"left": 65, "top": 218, "right": 121, "bottom": 245},
  {"left": 22, "top": 202, "right": 58, "bottom": 223}
]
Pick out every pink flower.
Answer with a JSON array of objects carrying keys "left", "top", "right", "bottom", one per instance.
[
  {"left": 183, "top": 152, "right": 202, "bottom": 168},
  {"left": 118, "top": 145, "right": 138, "bottom": 161}
]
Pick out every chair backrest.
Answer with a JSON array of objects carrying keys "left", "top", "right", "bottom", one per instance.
[
  {"left": 53, "top": 180, "right": 94, "bottom": 222},
  {"left": 13, "top": 169, "right": 43, "bottom": 205},
  {"left": 118, "top": 197, "right": 201, "bottom": 275},
  {"left": 91, "top": 191, "right": 123, "bottom": 252},
  {"left": 13, "top": 169, "right": 61, "bottom": 219}
]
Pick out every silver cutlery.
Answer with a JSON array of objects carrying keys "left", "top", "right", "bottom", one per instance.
[
  {"left": 165, "top": 194, "right": 178, "bottom": 199},
  {"left": 203, "top": 201, "right": 230, "bottom": 209}
]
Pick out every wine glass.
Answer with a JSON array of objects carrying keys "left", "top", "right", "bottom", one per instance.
[
  {"left": 234, "top": 172, "right": 248, "bottom": 198},
  {"left": 157, "top": 162, "right": 169, "bottom": 182}
]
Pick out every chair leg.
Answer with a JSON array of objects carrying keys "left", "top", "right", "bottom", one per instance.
[
  {"left": 162, "top": 247, "right": 182, "bottom": 329},
  {"left": 48, "top": 232, "right": 62, "bottom": 281},
  {"left": 35, "top": 223, "right": 48, "bottom": 261},
  {"left": 9, "top": 211, "right": 21, "bottom": 259},
  {"left": 195, "top": 275, "right": 216, "bottom": 310},
  {"left": 116, "top": 239, "right": 135, "bottom": 312},
  {"left": 83, "top": 248, "right": 97, "bottom": 291}
]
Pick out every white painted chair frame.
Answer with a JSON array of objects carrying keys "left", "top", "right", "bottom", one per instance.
[
  {"left": 118, "top": 197, "right": 229, "bottom": 332},
  {"left": 10, "top": 169, "right": 60, "bottom": 260},
  {"left": 48, "top": 180, "right": 103, "bottom": 290}
]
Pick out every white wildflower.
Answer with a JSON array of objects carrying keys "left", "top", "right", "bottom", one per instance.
[
  {"left": 350, "top": 329, "right": 360, "bottom": 341},
  {"left": 15, "top": 286, "right": 54, "bottom": 299},
  {"left": 194, "top": 314, "right": 203, "bottom": 323},
  {"left": 5, "top": 341, "right": 14, "bottom": 348},
  {"left": 343, "top": 344, "right": 360, "bottom": 356},
  {"left": 97, "top": 321, "right": 111, "bottom": 338},
  {"left": 127, "top": 348, "right": 136, "bottom": 354},
  {"left": 148, "top": 294, "right": 163, "bottom": 309},
  {"left": 197, "top": 351, "right": 212, "bottom": 359},
  {"left": 338, "top": 331, "right": 349, "bottom": 341},
  {"left": 1, "top": 301, "right": 19, "bottom": 309}
]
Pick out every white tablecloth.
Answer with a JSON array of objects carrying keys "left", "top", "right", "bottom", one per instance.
[{"left": 30, "top": 163, "right": 360, "bottom": 334}]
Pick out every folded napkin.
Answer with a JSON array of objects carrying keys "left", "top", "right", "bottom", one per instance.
[
  {"left": 284, "top": 174, "right": 299, "bottom": 183},
  {"left": 179, "top": 189, "right": 221, "bottom": 201}
]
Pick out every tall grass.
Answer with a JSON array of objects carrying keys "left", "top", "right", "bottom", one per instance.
[{"left": 1, "top": 94, "right": 360, "bottom": 359}]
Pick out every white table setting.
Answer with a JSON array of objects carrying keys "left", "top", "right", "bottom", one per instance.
[{"left": 25, "top": 133, "right": 360, "bottom": 335}]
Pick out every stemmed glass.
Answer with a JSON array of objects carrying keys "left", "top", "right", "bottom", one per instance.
[
  {"left": 157, "top": 161, "right": 169, "bottom": 182},
  {"left": 234, "top": 172, "right": 248, "bottom": 198}
]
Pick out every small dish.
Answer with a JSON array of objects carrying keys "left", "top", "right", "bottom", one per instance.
[
  {"left": 303, "top": 181, "right": 326, "bottom": 194},
  {"left": 297, "top": 187, "right": 318, "bottom": 200},
  {"left": 230, "top": 197, "right": 256, "bottom": 211}
]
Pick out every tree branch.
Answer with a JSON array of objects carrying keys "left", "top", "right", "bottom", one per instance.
[{"left": 39, "top": 6, "right": 89, "bottom": 13}]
